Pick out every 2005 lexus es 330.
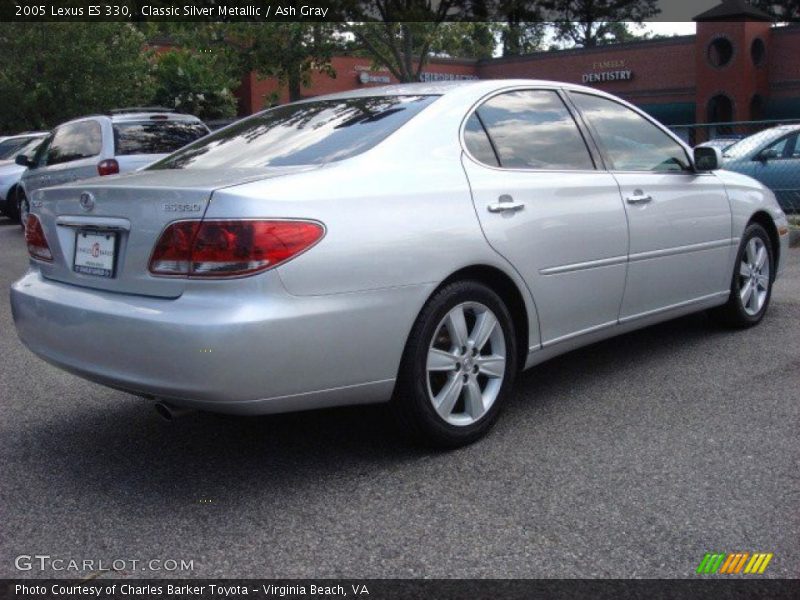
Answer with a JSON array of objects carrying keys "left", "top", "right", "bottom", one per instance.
[{"left": 11, "top": 81, "right": 791, "bottom": 446}]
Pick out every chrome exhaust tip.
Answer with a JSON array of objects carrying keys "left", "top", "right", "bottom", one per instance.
[{"left": 154, "top": 401, "right": 194, "bottom": 421}]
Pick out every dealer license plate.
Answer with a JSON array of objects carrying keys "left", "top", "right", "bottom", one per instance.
[{"left": 73, "top": 230, "right": 117, "bottom": 278}]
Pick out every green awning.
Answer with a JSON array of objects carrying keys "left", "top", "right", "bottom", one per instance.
[{"left": 638, "top": 102, "right": 696, "bottom": 126}]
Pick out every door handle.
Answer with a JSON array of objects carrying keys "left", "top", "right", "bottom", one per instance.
[
  {"left": 626, "top": 191, "right": 653, "bottom": 204},
  {"left": 488, "top": 195, "right": 525, "bottom": 213}
]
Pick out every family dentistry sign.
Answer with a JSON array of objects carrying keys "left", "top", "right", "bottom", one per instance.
[{"left": 582, "top": 59, "right": 634, "bottom": 83}]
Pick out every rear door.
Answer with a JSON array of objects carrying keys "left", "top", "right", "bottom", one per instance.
[
  {"left": 569, "top": 91, "right": 732, "bottom": 321},
  {"left": 462, "top": 88, "right": 629, "bottom": 347}
]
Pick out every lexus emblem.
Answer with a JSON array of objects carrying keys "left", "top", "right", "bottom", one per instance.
[{"left": 79, "top": 192, "right": 95, "bottom": 212}]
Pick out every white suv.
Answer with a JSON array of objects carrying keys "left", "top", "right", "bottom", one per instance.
[{"left": 16, "top": 109, "right": 209, "bottom": 227}]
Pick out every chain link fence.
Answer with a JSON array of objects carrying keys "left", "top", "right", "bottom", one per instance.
[{"left": 670, "top": 119, "right": 800, "bottom": 214}]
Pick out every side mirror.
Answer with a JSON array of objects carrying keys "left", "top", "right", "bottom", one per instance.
[
  {"left": 757, "top": 149, "right": 779, "bottom": 162},
  {"left": 15, "top": 155, "right": 34, "bottom": 168},
  {"left": 693, "top": 146, "right": 722, "bottom": 172}
]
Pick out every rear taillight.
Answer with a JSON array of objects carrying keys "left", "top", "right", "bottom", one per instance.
[
  {"left": 97, "top": 159, "right": 119, "bottom": 176},
  {"left": 149, "top": 219, "right": 324, "bottom": 278},
  {"left": 25, "top": 215, "right": 53, "bottom": 262}
]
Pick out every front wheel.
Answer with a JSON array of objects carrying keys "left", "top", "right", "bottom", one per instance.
[
  {"left": 392, "top": 280, "right": 517, "bottom": 448},
  {"left": 710, "top": 223, "right": 774, "bottom": 328}
]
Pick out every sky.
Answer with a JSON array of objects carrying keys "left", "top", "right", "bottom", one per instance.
[{"left": 643, "top": 22, "right": 697, "bottom": 37}]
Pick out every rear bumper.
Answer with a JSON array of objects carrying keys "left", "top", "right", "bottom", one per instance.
[{"left": 10, "top": 270, "right": 433, "bottom": 414}]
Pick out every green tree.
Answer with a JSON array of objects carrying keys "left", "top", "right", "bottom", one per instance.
[
  {"left": 345, "top": 1, "right": 463, "bottom": 82},
  {"left": 244, "top": 23, "right": 338, "bottom": 103},
  {"left": 750, "top": 1, "right": 799, "bottom": 20},
  {"left": 430, "top": 23, "right": 497, "bottom": 59},
  {"left": 544, "top": 0, "right": 660, "bottom": 47},
  {"left": 158, "top": 23, "right": 339, "bottom": 104},
  {"left": 150, "top": 48, "right": 238, "bottom": 119},
  {"left": 0, "top": 23, "right": 154, "bottom": 133},
  {"left": 499, "top": 22, "right": 549, "bottom": 56}
]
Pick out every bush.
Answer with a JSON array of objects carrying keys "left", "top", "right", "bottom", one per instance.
[{"left": 0, "top": 23, "right": 154, "bottom": 132}]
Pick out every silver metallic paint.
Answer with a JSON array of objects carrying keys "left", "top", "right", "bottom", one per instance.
[{"left": 10, "top": 80, "right": 789, "bottom": 414}]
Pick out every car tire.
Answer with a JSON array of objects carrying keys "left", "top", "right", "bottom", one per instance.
[
  {"left": 710, "top": 223, "right": 774, "bottom": 328},
  {"left": 4, "top": 186, "right": 20, "bottom": 222},
  {"left": 391, "top": 280, "right": 517, "bottom": 448}
]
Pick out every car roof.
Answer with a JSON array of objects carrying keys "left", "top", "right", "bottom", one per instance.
[
  {"left": 304, "top": 79, "right": 619, "bottom": 103},
  {"left": 1, "top": 132, "right": 48, "bottom": 140},
  {"left": 54, "top": 112, "right": 204, "bottom": 128},
  {"left": 770, "top": 124, "right": 800, "bottom": 133},
  {"left": 110, "top": 112, "right": 204, "bottom": 123}
]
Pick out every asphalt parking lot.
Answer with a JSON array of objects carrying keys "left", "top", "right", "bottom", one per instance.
[{"left": 0, "top": 217, "right": 798, "bottom": 579}]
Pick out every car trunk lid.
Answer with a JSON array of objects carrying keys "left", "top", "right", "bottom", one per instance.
[{"left": 34, "top": 167, "right": 316, "bottom": 298}]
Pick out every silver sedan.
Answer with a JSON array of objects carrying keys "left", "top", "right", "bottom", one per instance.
[{"left": 10, "top": 81, "right": 791, "bottom": 447}]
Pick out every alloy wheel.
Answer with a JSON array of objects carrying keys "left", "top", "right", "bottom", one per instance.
[
  {"left": 738, "top": 236, "right": 770, "bottom": 317},
  {"left": 426, "top": 302, "right": 506, "bottom": 427}
]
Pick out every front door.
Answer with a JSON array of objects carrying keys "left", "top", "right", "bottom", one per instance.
[{"left": 569, "top": 91, "right": 732, "bottom": 321}]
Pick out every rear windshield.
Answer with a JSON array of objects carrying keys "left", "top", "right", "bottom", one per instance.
[
  {"left": 114, "top": 121, "right": 209, "bottom": 156},
  {"left": 148, "top": 95, "right": 439, "bottom": 170}
]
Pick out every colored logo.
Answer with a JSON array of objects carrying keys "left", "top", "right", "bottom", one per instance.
[{"left": 696, "top": 552, "right": 773, "bottom": 575}]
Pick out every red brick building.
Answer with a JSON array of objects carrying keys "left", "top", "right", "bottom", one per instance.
[{"left": 238, "top": 0, "right": 800, "bottom": 128}]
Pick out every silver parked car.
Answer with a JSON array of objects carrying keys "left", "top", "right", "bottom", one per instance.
[
  {"left": 0, "top": 134, "right": 47, "bottom": 220},
  {"left": 10, "top": 81, "right": 791, "bottom": 447},
  {"left": 15, "top": 109, "right": 209, "bottom": 227},
  {"left": 0, "top": 132, "right": 48, "bottom": 160}
]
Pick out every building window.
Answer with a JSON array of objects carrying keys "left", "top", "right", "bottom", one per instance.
[
  {"left": 751, "top": 38, "right": 766, "bottom": 67},
  {"left": 750, "top": 94, "right": 765, "bottom": 121},
  {"left": 708, "top": 94, "right": 735, "bottom": 123},
  {"left": 707, "top": 37, "right": 734, "bottom": 68}
]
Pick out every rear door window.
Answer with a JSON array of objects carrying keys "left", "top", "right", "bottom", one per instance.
[
  {"left": 45, "top": 121, "right": 102, "bottom": 166},
  {"left": 114, "top": 121, "right": 210, "bottom": 155},
  {"left": 473, "top": 90, "right": 594, "bottom": 170},
  {"left": 463, "top": 113, "right": 499, "bottom": 167}
]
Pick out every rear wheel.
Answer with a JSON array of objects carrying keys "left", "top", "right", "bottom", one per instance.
[
  {"left": 4, "top": 186, "right": 20, "bottom": 222},
  {"left": 710, "top": 223, "right": 774, "bottom": 328},
  {"left": 392, "top": 280, "right": 517, "bottom": 447}
]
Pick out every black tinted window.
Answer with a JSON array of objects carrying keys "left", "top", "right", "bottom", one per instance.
[
  {"left": 476, "top": 90, "right": 593, "bottom": 170},
  {"left": 46, "top": 121, "right": 102, "bottom": 166},
  {"left": 151, "top": 95, "right": 439, "bottom": 170},
  {"left": 571, "top": 93, "right": 690, "bottom": 172},
  {"left": 464, "top": 113, "right": 499, "bottom": 166},
  {"left": 114, "top": 121, "right": 209, "bottom": 155}
]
